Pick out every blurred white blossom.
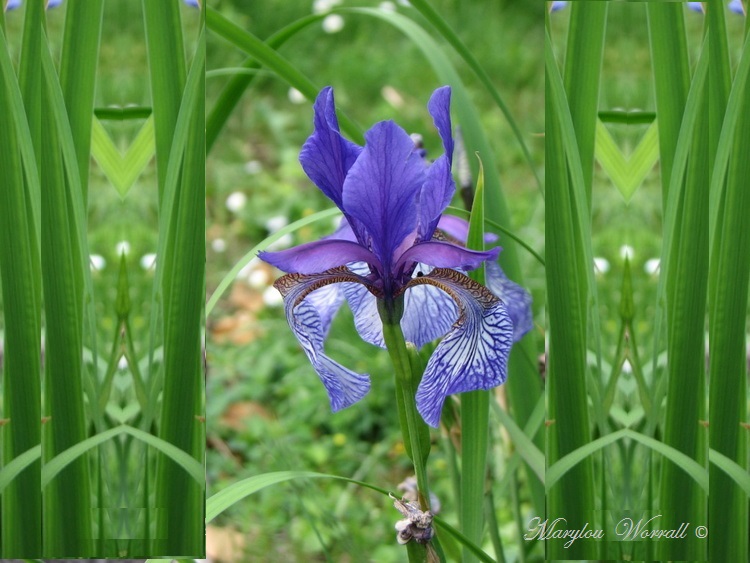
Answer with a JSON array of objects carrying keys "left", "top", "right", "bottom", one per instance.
[
  {"left": 644, "top": 258, "right": 660, "bottom": 275},
  {"left": 211, "top": 238, "right": 227, "bottom": 253},
  {"left": 313, "top": 0, "right": 341, "bottom": 14},
  {"left": 593, "top": 257, "right": 610, "bottom": 274},
  {"left": 116, "top": 241, "right": 131, "bottom": 256},
  {"left": 225, "top": 191, "right": 247, "bottom": 213},
  {"left": 140, "top": 253, "right": 157, "bottom": 270},
  {"left": 288, "top": 87, "right": 306, "bottom": 104},
  {"left": 619, "top": 244, "right": 634, "bottom": 260},
  {"left": 90, "top": 254, "right": 106, "bottom": 271},
  {"left": 322, "top": 14, "right": 345, "bottom": 33},
  {"left": 265, "top": 215, "right": 289, "bottom": 232}
]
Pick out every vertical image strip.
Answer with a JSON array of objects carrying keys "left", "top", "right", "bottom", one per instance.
[
  {"left": 0, "top": 0, "right": 42, "bottom": 557},
  {"left": 708, "top": 1, "right": 750, "bottom": 561}
]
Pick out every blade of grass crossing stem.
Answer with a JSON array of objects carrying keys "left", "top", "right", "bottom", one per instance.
[
  {"left": 206, "top": 13, "right": 325, "bottom": 152},
  {"left": 154, "top": 26, "right": 206, "bottom": 556},
  {"left": 40, "top": 32, "right": 93, "bottom": 557},
  {"left": 205, "top": 8, "right": 363, "bottom": 144},
  {"left": 707, "top": 28, "right": 750, "bottom": 563},
  {"left": 460, "top": 160, "right": 489, "bottom": 563},
  {"left": 563, "top": 1, "right": 607, "bottom": 206},
  {"left": 544, "top": 30, "right": 596, "bottom": 560},
  {"left": 59, "top": 0, "right": 103, "bottom": 204},
  {"left": 399, "top": 0, "right": 544, "bottom": 196},
  {"left": 647, "top": 2, "right": 691, "bottom": 208},
  {"left": 658, "top": 42, "right": 709, "bottom": 562},
  {"left": 143, "top": 0, "right": 186, "bottom": 201},
  {"left": 0, "top": 25, "right": 42, "bottom": 558}
]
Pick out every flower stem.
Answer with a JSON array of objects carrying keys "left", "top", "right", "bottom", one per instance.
[{"left": 379, "top": 299, "right": 432, "bottom": 509}]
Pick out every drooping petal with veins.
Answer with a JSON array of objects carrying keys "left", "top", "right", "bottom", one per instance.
[
  {"left": 409, "top": 269, "right": 513, "bottom": 427},
  {"left": 485, "top": 261, "right": 533, "bottom": 342},
  {"left": 274, "top": 267, "right": 375, "bottom": 411}
]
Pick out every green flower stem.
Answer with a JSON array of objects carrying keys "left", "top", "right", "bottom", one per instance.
[
  {"left": 379, "top": 297, "right": 432, "bottom": 509},
  {"left": 379, "top": 296, "right": 447, "bottom": 563}
]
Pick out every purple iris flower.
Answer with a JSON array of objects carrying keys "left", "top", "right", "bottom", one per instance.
[
  {"left": 687, "top": 2, "right": 703, "bottom": 12},
  {"left": 550, "top": 1, "right": 567, "bottom": 12},
  {"left": 5, "top": 0, "right": 21, "bottom": 10},
  {"left": 260, "top": 86, "right": 514, "bottom": 427}
]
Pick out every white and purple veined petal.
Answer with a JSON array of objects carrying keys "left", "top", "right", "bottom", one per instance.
[
  {"left": 274, "top": 268, "right": 374, "bottom": 412},
  {"left": 408, "top": 269, "right": 513, "bottom": 427},
  {"left": 344, "top": 262, "right": 459, "bottom": 350},
  {"left": 485, "top": 261, "right": 533, "bottom": 342}
]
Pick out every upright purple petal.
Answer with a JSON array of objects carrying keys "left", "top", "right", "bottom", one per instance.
[
  {"left": 427, "top": 86, "right": 454, "bottom": 164},
  {"left": 409, "top": 269, "right": 512, "bottom": 427},
  {"left": 259, "top": 239, "right": 381, "bottom": 275},
  {"left": 274, "top": 268, "right": 373, "bottom": 411},
  {"left": 396, "top": 241, "right": 499, "bottom": 273},
  {"left": 485, "top": 262, "right": 533, "bottom": 342},
  {"left": 343, "top": 121, "right": 425, "bottom": 270},
  {"left": 300, "top": 87, "right": 363, "bottom": 209},
  {"left": 417, "top": 155, "right": 456, "bottom": 242}
]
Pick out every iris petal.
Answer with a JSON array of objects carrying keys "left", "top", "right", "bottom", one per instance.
[
  {"left": 345, "top": 265, "right": 459, "bottom": 349},
  {"left": 486, "top": 261, "right": 533, "bottom": 342},
  {"left": 417, "top": 154, "right": 456, "bottom": 242},
  {"left": 407, "top": 269, "right": 513, "bottom": 427},
  {"left": 427, "top": 86, "right": 454, "bottom": 163},
  {"left": 396, "top": 240, "right": 499, "bottom": 273},
  {"left": 729, "top": 0, "right": 744, "bottom": 14},
  {"left": 274, "top": 268, "right": 374, "bottom": 411},
  {"left": 437, "top": 215, "right": 498, "bottom": 244},
  {"left": 259, "top": 239, "right": 381, "bottom": 275},
  {"left": 343, "top": 121, "right": 425, "bottom": 269},
  {"left": 300, "top": 87, "right": 363, "bottom": 209}
]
